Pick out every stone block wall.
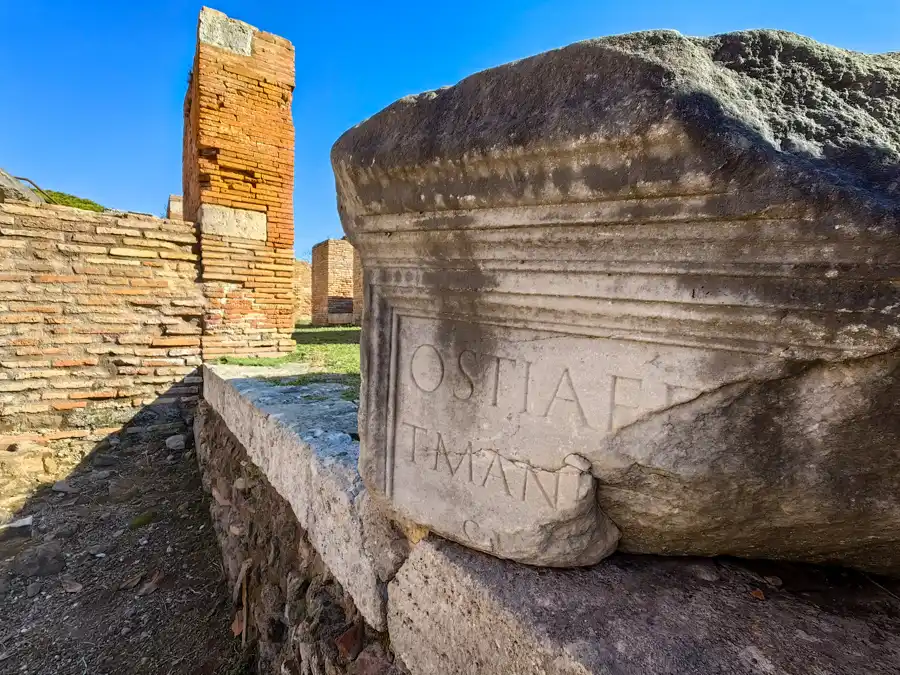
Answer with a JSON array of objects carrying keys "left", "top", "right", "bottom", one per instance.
[
  {"left": 293, "top": 259, "right": 311, "bottom": 323},
  {"left": 183, "top": 8, "right": 296, "bottom": 358},
  {"left": 0, "top": 201, "right": 203, "bottom": 514},
  {"left": 311, "top": 238, "right": 356, "bottom": 325}
]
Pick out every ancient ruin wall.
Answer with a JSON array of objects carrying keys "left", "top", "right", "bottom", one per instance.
[
  {"left": 0, "top": 202, "right": 203, "bottom": 510},
  {"left": 311, "top": 239, "right": 356, "bottom": 325},
  {"left": 293, "top": 259, "right": 311, "bottom": 322},
  {"left": 183, "top": 8, "right": 296, "bottom": 358}
]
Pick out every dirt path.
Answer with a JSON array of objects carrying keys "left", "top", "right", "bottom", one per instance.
[{"left": 0, "top": 429, "right": 246, "bottom": 674}]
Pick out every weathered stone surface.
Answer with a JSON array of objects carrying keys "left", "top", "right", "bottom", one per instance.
[
  {"left": 198, "top": 6, "right": 253, "bottom": 56},
  {"left": 390, "top": 538, "right": 900, "bottom": 675},
  {"left": 165, "top": 434, "right": 186, "bottom": 451},
  {"left": 0, "top": 516, "right": 33, "bottom": 542},
  {"left": 166, "top": 194, "right": 183, "bottom": 220},
  {"left": 197, "top": 203, "right": 266, "bottom": 241},
  {"left": 11, "top": 541, "right": 64, "bottom": 577},
  {"left": 0, "top": 168, "right": 42, "bottom": 203},
  {"left": 333, "top": 30, "right": 900, "bottom": 571},
  {"left": 202, "top": 364, "right": 409, "bottom": 629}
]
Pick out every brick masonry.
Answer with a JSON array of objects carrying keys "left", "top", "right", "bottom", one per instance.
[
  {"left": 0, "top": 8, "right": 300, "bottom": 513},
  {"left": 0, "top": 202, "right": 203, "bottom": 503},
  {"left": 311, "top": 239, "right": 357, "bottom": 325},
  {"left": 294, "top": 259, "right": 311, "bottom": 322},
  {"left": 183, "top": 8, "right": 296, "bottom": 358}
]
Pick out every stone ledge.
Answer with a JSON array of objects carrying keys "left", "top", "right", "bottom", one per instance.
[
  {"left": 201, "top": 364, "right": 408, "bottom": 630},
  {"left": 390, "top": 538, "right": 900, "bottom": 675}
]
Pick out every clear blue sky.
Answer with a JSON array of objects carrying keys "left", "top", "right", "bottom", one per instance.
[{"left": 1, "top": 1, "right": 897, "bottom": 259}]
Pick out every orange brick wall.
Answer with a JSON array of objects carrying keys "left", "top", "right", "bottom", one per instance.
[
  {"left": 0, "top": 202, "right": 202, "bottom": 448},
  {"left": 183, "top": 8, "right": 296, "bottom": 358},
  {"left": 294, "top": 260, "right": 311, "bottom": 322},
  {"left": 311, "top": 239, "right": 356, "bottom": 325},
  {"left": 196, "top": 236, "right": 296, "bottom": 357}
]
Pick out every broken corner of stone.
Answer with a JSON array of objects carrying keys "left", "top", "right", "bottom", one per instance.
[{"left": 332, "top": 29, "right": 900, "bottom": 575}]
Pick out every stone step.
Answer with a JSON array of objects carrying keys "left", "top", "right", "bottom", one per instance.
[{"left": 390, "top": 538, "right": 900, "bottom": 675}]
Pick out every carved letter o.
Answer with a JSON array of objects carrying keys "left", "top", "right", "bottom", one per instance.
[{"left": 410, "top": 344, "right": 444, "bottom": 393}]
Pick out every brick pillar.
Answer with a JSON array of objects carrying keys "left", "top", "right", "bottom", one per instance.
[
  {"left": 311, "top": 239, "right": 355, "bottom": 325},
  {"left": 183, "top": 7, "right": 296, "bottom": 359}
]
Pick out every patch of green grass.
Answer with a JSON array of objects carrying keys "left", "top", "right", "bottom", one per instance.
[
  {"left": 44, "top": 189, "right": 105, "bottom": 212},
  {"left": 293, "top": 325, "right": 360, "bottom": 346},
  {"left": 216, "top": 327, "right": 361, "bottom": 391},
  {"left": 216, "top": 342, "right": 359, "bottom": 371}
]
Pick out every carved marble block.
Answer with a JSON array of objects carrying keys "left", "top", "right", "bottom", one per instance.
[{"left": 332, "top": 30, "right": 900, "bottom": 571}]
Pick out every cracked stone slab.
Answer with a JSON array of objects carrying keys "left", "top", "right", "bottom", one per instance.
[
  {"left": 390, "top": 538, "right": 900, "bottom": 675},
  {"left": 334, "top": 30, "right": 900, "bottom": 571},
  {"left": 202, "top": 365, "right": 408, "bottom": 629}
]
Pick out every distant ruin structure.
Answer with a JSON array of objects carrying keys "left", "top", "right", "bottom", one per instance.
[
  {"left": 166, "top": 194, "right": 184, "bottom": 220},
  {"left": 311, "top": 238, "right": 357, "bottom": 325},
  {"left": 0, "top": 6, "right": 300, "bottom": 510}
]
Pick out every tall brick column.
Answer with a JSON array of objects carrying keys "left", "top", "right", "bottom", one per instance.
[{"left": 183, "top": 8, "right": 296, "bottom": 359}]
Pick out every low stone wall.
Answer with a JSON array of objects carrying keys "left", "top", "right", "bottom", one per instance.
[
  {"left": 198, "top": 364, "right": 407, "bottom": 672},
  {"left": 0, "top": 201, "right": 202, "bottom": 515},
  {"left": 197, "top": 364, "right": 900, "bottom": 674}
]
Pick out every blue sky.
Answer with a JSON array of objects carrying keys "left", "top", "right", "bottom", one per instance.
[{"left": 1, "top": 1, "right": 897, "bottom": 259}]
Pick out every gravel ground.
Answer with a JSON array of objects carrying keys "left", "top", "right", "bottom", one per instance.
[{"left": 0, "top": 429, "right": 249, "bottom": 674}]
